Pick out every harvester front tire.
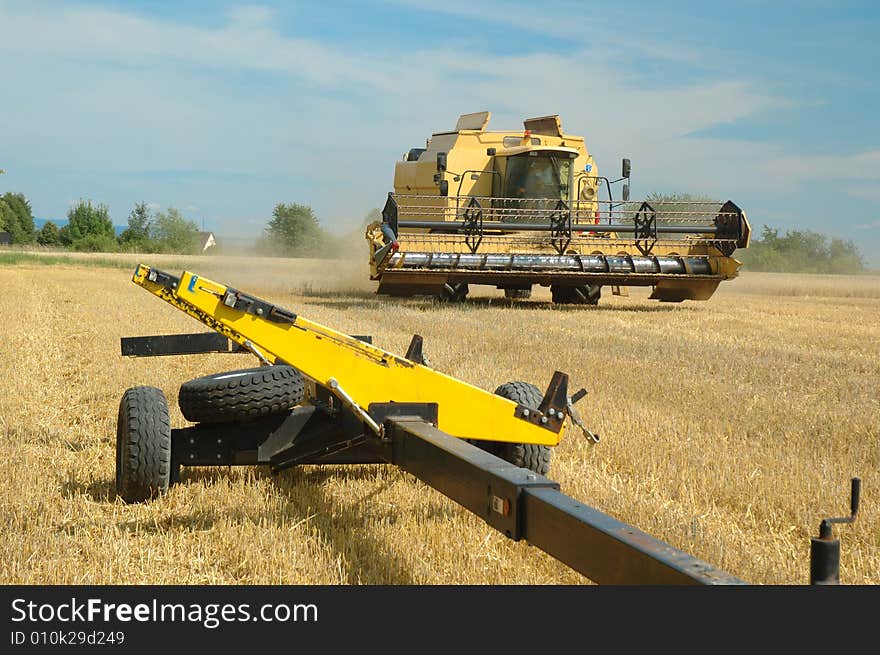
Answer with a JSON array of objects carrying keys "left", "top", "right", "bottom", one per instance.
[
  {"left": 472, "top": 381, "right": 553, "bottom": 476},
  {"left": 178, "top": 365, "right": 306, "bottom": 424},
  {"left": 551, "top": 285, "right": 601, "bottom": 305},
  {"left": 438, "top": 282, "right": 469, "bottom": 303},
  {"left": 504, "top": 287, "right": 532, "bottom": 300},
  {"left": 116, "top": 386, "right": 172, "bottom": 503}
]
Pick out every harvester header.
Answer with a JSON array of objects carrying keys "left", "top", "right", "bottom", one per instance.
[{"left": 367, "top": 111, "right": 751, "bottom": 304}]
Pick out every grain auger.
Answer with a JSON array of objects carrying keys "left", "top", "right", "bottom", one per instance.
[{"left": 115, "top": 265, "right": 858, "bottom": 585}]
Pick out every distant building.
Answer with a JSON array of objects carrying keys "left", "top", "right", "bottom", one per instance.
[
  {"left": 0, "top": 232, "right": 11, "bottom": 246},
  {"left": 197, "top": 231, "right": 216, "bottom": 252}
]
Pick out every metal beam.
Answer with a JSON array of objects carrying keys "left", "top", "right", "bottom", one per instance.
[
  {"left": 121, "top": 332, "right": 244, "bottom": 357},
  {"left": 170, "top": 407, "right": 387, "bottom": 470},
  {"left": 387, "top": 418, "right": 746, "bottom": 585}
]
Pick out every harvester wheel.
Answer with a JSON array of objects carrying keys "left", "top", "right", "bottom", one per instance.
[
  {"left": 116, "top": 386, "right": 172, "bottom": 503},
  {"left": 504, "top": 287, "right": 532, "bottom": 300},
  {"left": 438, "top": 282, "right": 469, "bottom": 302},
  {"left": 178, "top": 365, "right": 306, "bottom": 424},
  {"left": 471, "top": 381, "right": 552, "bottom": 475},
  {"left": 551, "top": 284, "right": 601, "bottom": 305}
]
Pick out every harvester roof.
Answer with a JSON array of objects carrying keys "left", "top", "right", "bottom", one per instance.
[
  {"left": 440, "top": 111, "right": 571, "bottom": 139},
  {"left": 494, "top": 145, "right": 581, "bottom": 158}
]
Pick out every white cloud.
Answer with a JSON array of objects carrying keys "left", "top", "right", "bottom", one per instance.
[
  {"left": 0, "top": 1, "right": 394, "bottom": 88},
  {"left": 761, "top": 149, "right": 880, "bottom": 182},
  {"left": 226, "top": 4, "right": 275, "bottom": 26},
  {"left": 846, "top": 183, "right": 880, "bottom": 203}
]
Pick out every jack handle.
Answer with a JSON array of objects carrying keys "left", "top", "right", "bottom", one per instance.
[
  {"left": 810, "top": 477, "right": 860, "bottom": 585},
  {"left": 567, "top": 387, "right": 600, "bottom": 445},
  {"left": 820, "top": 477, "right": 861, "bottom": 538}
]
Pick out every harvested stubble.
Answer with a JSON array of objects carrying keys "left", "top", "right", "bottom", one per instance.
[{"left": 0, "top": 258, "right": 877, "bottom": 584}]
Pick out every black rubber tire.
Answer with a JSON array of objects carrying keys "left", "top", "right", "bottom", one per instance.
[
  {"left": 551, "top": 284, "right": 601, "bottom": 305},
  {"left": 178, "top": 365, "right": 306, "bottom": 424},
  {"left": 438, "top": 282, "right": 469, "bottom": 302},
  {"left": 116, "top": 386, "right": 172, "bottom": 503},
  {"left": 504, "top": 287, "right": 532, "bottom": 300},
  {"left": 472, "top": 381, "right": 553, "bottom": 475}
]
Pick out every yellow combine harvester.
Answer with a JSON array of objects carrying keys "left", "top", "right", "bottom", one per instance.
[{"left": 366, "top": 111, "right": 751, "bottom": 304}]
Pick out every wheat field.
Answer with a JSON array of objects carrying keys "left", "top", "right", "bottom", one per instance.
[{"left": 1, "top": 254, "right": 877, "bottom": 585}]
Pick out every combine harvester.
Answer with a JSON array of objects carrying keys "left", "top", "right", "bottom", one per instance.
[
  {"left": 366, "top": 111, "right": 750, "bottom": 304},
  {"left": 116, "top": 265, "right": 858, "bottom": 584}
]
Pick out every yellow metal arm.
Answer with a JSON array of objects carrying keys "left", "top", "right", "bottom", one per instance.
[{"left": 132, "top": 264, "right": 566, "bottom": 446}]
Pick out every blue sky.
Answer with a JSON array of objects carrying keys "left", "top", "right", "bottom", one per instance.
[{"left": 1, "top": 0, "right": 878, "bottom": 263}]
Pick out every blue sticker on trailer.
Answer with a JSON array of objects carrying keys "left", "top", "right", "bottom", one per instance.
[
  {"left": 585, "top": 164, "right": 593, "bottom": 172},
  {"left": 188, "top": 275, "right": 199, "bottom": 292}
]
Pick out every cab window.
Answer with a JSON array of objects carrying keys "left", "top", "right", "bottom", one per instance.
[{"left": 502, "top": 153, "right": 571, "bottom": 200}]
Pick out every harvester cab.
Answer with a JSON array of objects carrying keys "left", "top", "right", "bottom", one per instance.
[{"left": 366, "top": 111, "right": 751, "bottom": 304}]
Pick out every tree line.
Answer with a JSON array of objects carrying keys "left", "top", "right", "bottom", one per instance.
[
  {"left": 0, "top": 190, "right": 361, "bottom": 258},
  {"left": 50, "top": 200, "right": 203, "bottom": 254},
  {"left": 738, "top": 225, "right": 866, "bottom": 274},
  {"left": 0, "top": 194, "right": 205, "bottom": 254}
]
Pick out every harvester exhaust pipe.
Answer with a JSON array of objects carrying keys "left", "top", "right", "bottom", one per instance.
[{"left": 809, "top": 477, "right": 861, "bottom": 585}]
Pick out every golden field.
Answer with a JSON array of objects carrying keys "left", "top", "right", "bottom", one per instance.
[{"left": 1, "top": 254, "right": 878, "bottom": 585}]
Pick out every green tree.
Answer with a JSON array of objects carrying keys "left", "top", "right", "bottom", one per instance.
[
  {"left": 0, "top": 192, "right": 36, "bottom": 243},
  {"left": 828, "top": 236, "right": 866, "bottom": 274},
  {"left": 71, "top": 233, "right": 119, "bottom": 252},
  {"left": 151, "top": 207, "right": 199, "bottom": 254},
  {"left": 263, "top": 203, "right": 323, "bottom": 256},
  {"left": 37, "top": 221, "right": 60, "bottom": 246},
  {"left": 740, "top": 225, "right": 865, "bottom": 274},
  {"left": 119, "top": 201, "right": 152, "bottom": 246},
  {"left": 62, "top": 200, "right": 114, "bottom": 246}
]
